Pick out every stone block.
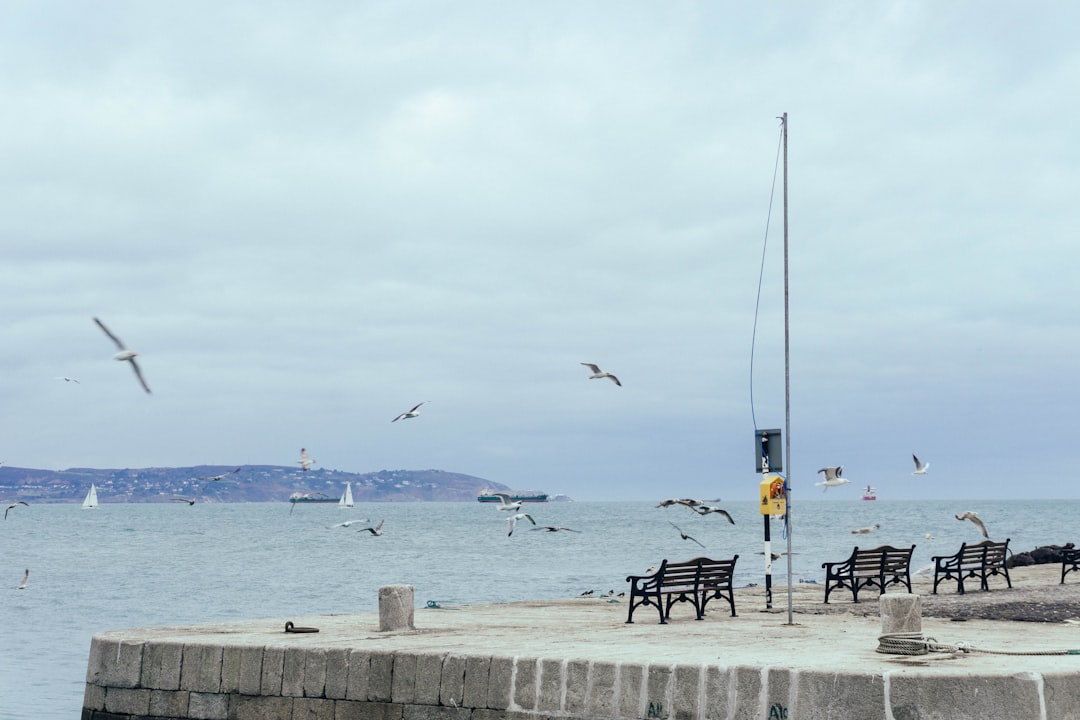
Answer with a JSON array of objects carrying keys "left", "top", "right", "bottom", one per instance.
[
  {"left": 888, "top": 673, "right": 1041, "bottom": 720},
  {"left": 791, "top": 669, "right": 883, "bottom": 720},
  {"left": 283, "top": 647, "right": 308, "bottom": 697},
  {"left": 728, "top": 666, "right": 763, "bottom": 720},
  {"left": 181, "top": 644, "right": 223, "bottom": 693},
  {"left": 414, "top": 653, "right": 446, "bottom": 705},
  {"left": 189, "top": 691, "right": 228, "bottom": 720},
  {"left": 462, "top": 655, "right": 492, "bottom": 708},
  {"left": 220, "top": 647, "right": 243, "bottom": 693},
  {"left": 391, "top": 653, "right": 418, "bottom": 704},
  {"left": 368, "top": 651, "right": 395, "bottom": 702},
  {"left": 305, "top": 648, "right": 328, "bottom": 698},
  {"left": 1043, "top": 670, "right": 1080, "bottom": 720},
  {"left": 645, "top": 664, "right": 673, "bottom": 720},
  {"left": 237, "top": 646, "right": 265, "bottom": 695},
  {"left": 702, "top": 665, "right": 732, "bottom": 720},
  {"left": 537, "top": 658, "right": 564, "bottom": 713},
  {"left": 346, "top": 650, "right": 372, "bottom": 701},
  {"left": 486, "top": 656, "right": 513, "bottom": 710},
  {"left": 149, "top": 689, "right": 189, "bottom": 717},
  {"left": 762, "top": 667, "right": 791, "bottom": 718},
  {"left": 325, "top": 648, "right": 351, "bottom": 700},
  {"left": 879, "top": 593, "right": 922, "bottom": 635},
  {"left": 261, "top": 646, "right": 286, "bottom": 696},
  {"left": 587, "top": 661, "right": 617, "bottom": 718},
  {"left": 334, "top": 699, "right": 405, "bottom": 720},
  {"left": 511, "top": 658, "right": 538, "bottom": 711},
  {"left": 229, "top": 694, "right": 293, "bottom": 720},
  {"left": 672, "top": 664, "right": 702, "bottom": 720},
  {"left": 440, "top": 655, "right": 466, "bottom": 708},
  {"left": 618, "top": 663, "right": 646, "bottom": 719},
  {"left": 104, "top": 687, "right": 150, "bottom": 716},
  {"left": 404, "top": 705, "right": 471, "bottom": 720},
  {"left": 293, "top": 696, "right": 335, "bottom": 720},
  {"left": 142, "top": 641, "right": 183, "bottom": 690},
  {"left": 379, "top": 585, "right": 415, "bottom": 631},
  {"left": 87, "top": 638, "right": 144, "bottom": 688},
  {"left": 82, "top": 683, "right": 106, "bottom": 712},
  {"left": 565, "top": 659, "right": 590, "bottom": 714}
]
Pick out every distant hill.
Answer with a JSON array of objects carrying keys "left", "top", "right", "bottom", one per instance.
[{"left": 0, "top": 465, "right": 516, "bottom": 504}]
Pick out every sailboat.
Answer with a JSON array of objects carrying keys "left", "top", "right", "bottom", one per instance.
[
  {"left": 338, "top": 482, "right": 354, "bottom": 509},
  {"left": 82, "top": 483, "right": 99, "bottom": 509}
]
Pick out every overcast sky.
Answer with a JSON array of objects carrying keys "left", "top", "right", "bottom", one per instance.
[{"left": 2, "top": 2, "right": 1077, "bottom": 502}]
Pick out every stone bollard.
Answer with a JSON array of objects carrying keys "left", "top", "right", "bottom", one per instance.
[
  {"left": 879, "top": 592, "right": 921, "bottom": 635},
  {"left": 379, "top": 584, "right": 415, "bottom": 631}
]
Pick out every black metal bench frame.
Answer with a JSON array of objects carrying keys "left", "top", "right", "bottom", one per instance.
[
  {"left": 931, "top": 538, "right": 1011, "bottom": 595},
  {"left": 821, "top": 545, "right": 915, "bottom": 603},
  {"left": 625, "top": 555, "right": 739, "bottom": 624},
  {"left": 1062, "top": 547, "right": 1080, "bottom": 584}
]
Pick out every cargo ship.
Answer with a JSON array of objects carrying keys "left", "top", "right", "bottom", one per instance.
[
  {"left": 476, "top": 489, "right": 549, "bottom": 503},
  {"left": 288, "top": 492, "right": 337, "bottom": 504}
]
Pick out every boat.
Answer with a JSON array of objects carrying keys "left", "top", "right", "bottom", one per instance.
[
  {"left": 338, "top": 483, "right": 354, "bottom": 508},
  {"left": 82, "top": 483, "right": 99, "bottom": 509},
  {"left": 288, "top": 492, "right": 336, "bottom": 504},
  {"left": 476, "top": 489, "right": 548, "bottom": 503},
  {"left": 861, "top": 485, "right": 877, "bottom": 501}
]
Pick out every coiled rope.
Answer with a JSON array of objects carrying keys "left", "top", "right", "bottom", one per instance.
[{"left": 877, "top": 632, "right": 1080, "bottom": 656}]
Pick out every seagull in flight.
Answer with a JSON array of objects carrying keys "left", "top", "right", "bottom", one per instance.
[
  {"left": 357, "top": 520, "right": 384, "bottom": 536},
  {"left": 581, "top": 363, "right": 621, "bottom": 386},
  {"left": 852, "top": 524, "right": 881, "bottom": 534},
  {"left": 93, "top": 317, "right": 151, "bottom": 394},
  {"left": 56, "top": 376, "right": 80, "bottom": 383},
  {"left": 4, "top": 501, "right": 29, "bottom": 520},
  {"left": 912, "top": 454, "right": 930, "bottom": 475},
  {"left": 669, "top": 521, "right": 705, "bottom": 548},
  {"left": 200, "top": 468, "right": 241, "bottom": 482},
  {"left": 955, "top": 511, "right": 989, "bottom": 539},
  {"left": 532, "top": 525, "right": 581, "bottom": 533},
  {"left": 297, "top": 448, "right": 316, "bottom": 471},
  {"left": 392, "top": 401, "right": 428, "bottom": 422},
  {"left": 172, "top": 497, "right": 196, "bottom": 506},
  {"left": 18, "top": 569, "right": 28, "bottom": 590},
  {"left": 506, "top": 513, "right": 535, "bottom": 536},
  {"left": 656, "top": 498, "right": 703, "bottom": 509},
  {"left": 691, "top": 505, "right": 735, "bottom": 524},
  {"left": 328, "top": 519, "right": 369, "bottom": 529},
  {"left": 491, "top": 493, "right": 523, "bottom": 512},
  {"left": 815, "top": 466, "right": 850, "bottom": 491}
]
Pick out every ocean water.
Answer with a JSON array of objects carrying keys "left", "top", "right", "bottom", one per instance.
[{"left": 1, "top": 498, "right": 1076, "bottom": 720}]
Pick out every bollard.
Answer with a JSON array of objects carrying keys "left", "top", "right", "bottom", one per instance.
[
  {"left": 379, "top": 584, "right": 415, "bottom": 631},
  {"left": 879, "top": 592, "right": 921, "bottom": 635}
]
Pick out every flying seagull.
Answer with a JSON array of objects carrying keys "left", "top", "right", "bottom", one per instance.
[
  {"left": 491, "top": 493, "right": 523, "bottom": 512},
  {"left": 581, "top": 363, "right": 621, "bottom": 387},
  {"left": 172, "top": 497, "right": 196, "bottom": 506},
  {"left": 506, "top": 513, "right": 536, "bottom": 536},
  {"left": 691, "top": 505, "right": 735, "bottom": 524},
  {"left": 297, "top": 448, "right": 316, "bottom": 471},
  {"left": 392, "top": 401, "right": 428, "bottom": 423},
  {"left": 532, "top": 525, "right": 581, "bottom": 533},
  {"left": 656, "top": 498, "right": 703, "bottom": 509},
  {"left": 668, "top": 521, "right": 705, "bottom": 548},
  {"left": 357, "top": 520, "right": 385, "bottom": 536},
  {"left": 327, "top": 519, "right": 369, "bottom": 529},
  {"left": 815, "top": 466, "right": 851, "bottom": 491},
  {"left": 200, "top": 468, "right": 241, "bottom": 482},
  {"left": 93, "top": 317, "right": 151, "bottom": 394},
  {"left": 912, "top": 454, "right": 930, "bottom": 475},
  {"left": 56, "top": 376, "right": 80, "bottom": 383},
  {"left": 4, "top": 501, "right": 28, "bottom": 520},
  {"left": 18, "top": 569, "right": 28, "bottom": 590},
  {"left": 851, "top": 524, "right": 881, "bottom": 534},
  {"left": 955, "top": 511, "right": 989, "bottom": 539}
]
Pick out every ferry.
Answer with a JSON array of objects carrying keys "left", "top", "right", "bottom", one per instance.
[
  {"left": 476, "top": 489, "right": 549, "bottom": 503},
  {"left": 861, "top": 485, "right": 877, "bottom": 501},
  {"left": 288, "top": 492, "right": 337, "bottom": 504}
]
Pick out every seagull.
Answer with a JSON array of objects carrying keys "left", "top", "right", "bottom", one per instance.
[
  {"left": 391, "top": 401, "right": 428, "bottom": 423},
  {"left": 851, "top": 524, "right": 881, "bottom": 534},
  {"left": 815, "top": 466, "right": 850, "bottom": 491},
  {"left": 172, "top": 497, "right": 196, "bottom": 506},
  {"left": 532, "top": 525, "right": 581, "bottom": 533},
  {"left": 491, "top": 493, "right": 523, "bottom": 512},
  {"left": 328, "top": 519, "right": 369, "bottom": 529},
  {"left": 93, "top": 317, "right": 151, "bottom": 394},
  {"left": 691, "top": 505, "right": 735, "bottom": 524},
  {"left": 200, "top": 468, "right": 241, "bottom": 482},
  {"left": 4, "top": 501, "right": 29, "bottom": 520},
  {"left": 55, "top": 376, "right": 81, "bottom": 383},
  {"left": 358, "top": 520, "right": 384, "bottom": 536},
  {"left": 581, "top": 363, "right": 621, "bottom": 386},
  {"left": 297, "top": 448, "right": 316, "bottom": 471},
  {"left": 18, "top": 569, "right": 28, "bottom": 590},
  {"left": 955, "top": 511, "right": 989, "bottom": 539},
  {"left": 506, "top": 513, "right": 536, "bottom": 536},
  {"left": 669, "top": 521, "right": 705, "bottom": 548},
  {"left": 656, "top": 498, "right": 703, "bottom": 509},
  {"left": 912, "top": 454, "right": 930, "bottom": 475}
]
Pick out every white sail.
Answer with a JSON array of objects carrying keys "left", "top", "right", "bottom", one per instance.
[
  {"left": 82, "top": 483, "right": 99, "bottom": 509},
  {"left": 339, "top": 482, "right": 354, "bottom": 508}
]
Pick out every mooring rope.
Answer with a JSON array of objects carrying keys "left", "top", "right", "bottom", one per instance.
[{"left": 877, "top": 632, "right": 1080, "bottom": 657}]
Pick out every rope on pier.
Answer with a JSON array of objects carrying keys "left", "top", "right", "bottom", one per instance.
[{"left": 877, "top": 632, "right": 1080, "bottom": 656}]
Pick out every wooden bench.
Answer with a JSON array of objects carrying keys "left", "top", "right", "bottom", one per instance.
[
  {"left": 1062, "top": 547, "right": 1080, "bottom": 584},
  {"left": 625, "top": 555, "right": 739, "bottom": 624},
  {"left": 931, "top": 538, "right": 1011, "bottom": 594},
  {"left": 821, "top": 545, "right": 915, "bottom": 603}
]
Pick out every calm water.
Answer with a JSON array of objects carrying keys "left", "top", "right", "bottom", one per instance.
[{"left": 1, "top": 498, "right": 1075, "bottom": 719}]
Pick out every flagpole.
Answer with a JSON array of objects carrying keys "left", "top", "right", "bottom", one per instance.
[{"left": 781, "top": 112, "right": 794, "bottom": 625}]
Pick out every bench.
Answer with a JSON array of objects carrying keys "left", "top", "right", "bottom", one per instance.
[
  {"left": 625, "top": 555, "right": 739, "bottom": 624},
  {"left": 1062, "top": 547, "right": 1080, "bottom": 584},
  {"left": 821, "top": 545, "right": 915, "bottom": 603},
  {"left": 931, "top": 539, "right": 1011, "bottom": 594}
]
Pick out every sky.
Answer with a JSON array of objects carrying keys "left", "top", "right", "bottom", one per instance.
[{"left": 2, "top": 2, "right": 1078, "bottom": 502}]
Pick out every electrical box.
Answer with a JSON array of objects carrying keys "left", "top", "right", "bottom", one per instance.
[
  {"left": 754, "top": 429, "right": 782, "bottom": 473},
  {"left": 759, "top": 474, "right": 786, "bottom": 515}
]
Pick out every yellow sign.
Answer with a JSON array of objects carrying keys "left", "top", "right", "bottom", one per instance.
[{"left": 759, "top": 475, "right": 786, "bottom": 515}]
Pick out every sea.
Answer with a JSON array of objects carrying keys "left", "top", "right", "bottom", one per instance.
[{"left": 2, "top": 498, "right": 1076, "bottom": 720}]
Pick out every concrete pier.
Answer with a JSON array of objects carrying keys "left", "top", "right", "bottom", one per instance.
[{"left": 82, "top": 567, "right": 1080, "bottom": 720}]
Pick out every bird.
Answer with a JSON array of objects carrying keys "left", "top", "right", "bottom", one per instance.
[
  {"left": 297, "top": 449, "right": 316, "bottom": 471},
  {"left": 669, "top": 521, "right": 705, "bottom": 548},
  {"left": 532, "top": 525, "right": 581, "bottom": 533},
  {"left": 851, "top": 524, "right": 881, "bottom": 534},
  {"left": 912, "top": 454, "right": 930, "bottom": 475},
  {"left": 815, "top": 466, "right": 850, "bottom": 491},
  {"left": 955, "top": 511, "right": 989, "bottom": 539},
  {"left": 172, "top": 497, "right": 196, "bottom": 506},
  {"left": 656, "top": 498, "right": 703, "bottom": 509},
  {"left": 93, "top": 317, "right": 151, "bottom": 394},
  {"left": 691, "top": 505, "right": 735, "bottom": 524},
  {"left": 506, "top": 513, "right": 535, "bottom": 536},
  {"left": 4, "top": 501, "right": 29, "bottom": 520},
  {"left": 55, "top": 376, "right": 80, "bottom": 383},
  {"left": 578, "top": 589, "right": 594, "bottom": 597},
  {"left": 200, "top": 468, "right": 241, "bottom": 482},
  {"left": 581, "top": 363, "right": 621, "bottom": 386},
  {"left": 18, "top": 569, "right": 28, "bottom": 590},
  {"left": 491, "top": 493, "right": 523, "bottom": 512},
  {"left": 391, "top": 401, "right": 428, "bottom": 422},
  {"left": 328, "top": 519, "right": 369, "bottom": 529},
  {"left": 357, "top": 520, "right": 384, "bottom": 536}
]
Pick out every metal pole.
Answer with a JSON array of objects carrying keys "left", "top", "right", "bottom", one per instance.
[
  {"left": 763, "top": 510, "right": 772, "bottom": 609},
  {"left": 781, "top": 112, "right": 794, "bottom": 624}
]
